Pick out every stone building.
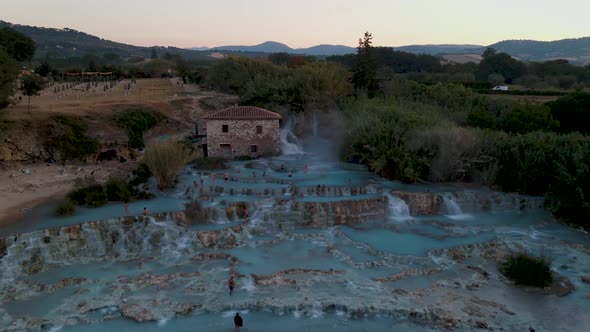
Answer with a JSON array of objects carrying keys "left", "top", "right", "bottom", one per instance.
[{"left": 203, "top": 106, "right": 282, "bottom": 158}]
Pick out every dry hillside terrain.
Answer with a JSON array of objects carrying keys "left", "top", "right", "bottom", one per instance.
[{"left": 0, "top": 78, "right": 237, "bottom": 225}]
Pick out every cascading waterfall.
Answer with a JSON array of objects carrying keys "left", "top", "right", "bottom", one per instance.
[
  {"left": 280, "top": 117, "right": 305, "bottom": 155},
  {"left": 441, "top": 193, "right": 473, "bottom": 220},
  {"left": 311, "top": 111, "right": 319, "bottom": 137},
  {"left": 386, "top": 195, "right": 412, "bottom": 221}
]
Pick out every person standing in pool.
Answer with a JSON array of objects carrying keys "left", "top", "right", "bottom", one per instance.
[
  {"left": 228, "top": 276, "right": 235, "bottom": 295},
  {"left": 143, "top": 207, "right": 148, "bottom": 216},
  {"left": 234, "top": 312, "right": 243, "bottom": 331}
]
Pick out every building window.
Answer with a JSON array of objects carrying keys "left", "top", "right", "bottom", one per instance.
[
  {"left": 251, "top": 145, "right": 257, "bottom": 153},
  {"left": 256, "top": 125, "right": 262, "bottom": 134},
  {"left": 222, "top": 124, "right": 228, "bottom": 133}
]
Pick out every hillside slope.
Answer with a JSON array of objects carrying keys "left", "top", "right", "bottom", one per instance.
[
  {"left": 0, "top": 20, "right": 209, "bottom": 60},
  {"left": 490, "top": 37, "right": 590, "bottom": 64}
]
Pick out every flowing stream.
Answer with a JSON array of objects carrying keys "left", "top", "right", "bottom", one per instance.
[{"left": 0, "top": 136, "right": 589, "bottom": 331}]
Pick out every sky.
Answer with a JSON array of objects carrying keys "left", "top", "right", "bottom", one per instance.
[{"left": 2, "top": 0, "right": 589, "bottom": 48}]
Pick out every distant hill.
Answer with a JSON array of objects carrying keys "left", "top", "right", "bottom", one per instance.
[
  {"left": 489, "top": 37, "right": 590, "bottom": 64},
  {"left": 3, "top": 20, "right": 589, "bottom": 64},
  {"left": 394, "top": 44, "right": 484, "bottom": 55},
  {"left": 394, "top": 39, "right": 590, "bottom": 65},
  {"left": 0, "top": 20, "right": 210, "bottom": 61},
  {"left": 202, "top": 41, "right": 356, "bottom": 56}
]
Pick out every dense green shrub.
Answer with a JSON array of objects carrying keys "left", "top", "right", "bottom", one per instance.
[
  {"left": 547, "top": 92, "right": 590, "bottom": 134},
  {"left": 501, "top": 103, "right": 558, "bottom": 134},
  {"left": 502, "top": 253, "right": 553, "bottom": 288},
  {"left": 495, "top": 132, "right": 590, "bottom": 227},
  {"left": 67, "top": 184, "right": 104, "bottom": 206},
  {"left": 342, "top": 99, "right": 433, "bottom": 181},
  {"left": 46, "top": 116, "right": 99, "bottom": 161},
  {"left": 67, "top": 177, "right": 154, "bottom": 211},
  {"left": 55, "top": 200, "right": 76, "bottom": 216},
  {"left": 105, "top": 179, "right": 132, "bottom": 202},
  {"left": 467, "top": 110, "right": 497, "bottom": 129},
  {"left": 113, "top": 107, "right": 160, "bottom": 149},
  {"left": 83, "top": 186, "right": 108, "bottom": 208}
]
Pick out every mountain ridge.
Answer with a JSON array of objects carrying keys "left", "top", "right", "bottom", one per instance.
[{"left": 2, "top": 20, "right": 589, "bottom": 63}]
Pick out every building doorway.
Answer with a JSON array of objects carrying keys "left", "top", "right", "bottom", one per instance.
[{"left": 220, "top": 144, "right": 232, "bottom": 158}]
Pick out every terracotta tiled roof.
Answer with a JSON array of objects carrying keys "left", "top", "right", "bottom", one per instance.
[{"left": 203, "top": 106, "right": 282, "bottom": 120}]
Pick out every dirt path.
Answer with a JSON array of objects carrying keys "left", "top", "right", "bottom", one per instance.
[{"left": 0, "top": 161, "right": 133, "bottom": 226}]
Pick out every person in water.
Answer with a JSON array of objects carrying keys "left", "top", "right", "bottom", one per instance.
[
  {"left": 224, "top": 172, "right": 229, "bottom": 181},
  {"left": 143, "top": 207, "right": 148, "bottom": 216},
  {"left": 124, "top": 202, "right": 129, "bottom": 215},
  {"left": 228, "top": 276, "right": 235, "bottom": 295},
  {"left": 234, "top": 312, "right": 243, "bottom": 332}
]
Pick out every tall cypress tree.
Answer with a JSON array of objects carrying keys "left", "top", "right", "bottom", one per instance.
[{"left": 352, "top": 32, "right": 378, "bottom": 98}]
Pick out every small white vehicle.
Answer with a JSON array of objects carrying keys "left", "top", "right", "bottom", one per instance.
[{"left": 492, "top": 86, "right": 509, "bottom": 91}]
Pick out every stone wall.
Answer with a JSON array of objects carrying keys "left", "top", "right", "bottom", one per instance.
[
  {"left": 0, "top": 212, "right": 247, "bottom": 276},
  {"left": 293, "top": 197, "right": 388, "bottom": 227},
  {"left": 206, "top": 119, "right": 280, "bottom": 158}
]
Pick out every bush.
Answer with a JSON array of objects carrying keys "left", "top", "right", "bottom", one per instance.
[
  {"left": 67, "top": 184, "right": 104, "bottom": 205},
  {"left": 342, "top": 99, "right": 434, "bottom": 181},
  {"left": 84, "top": 187, "right": 108, "bottom": 208},
  {"left": 547, "top": 92, "right": 590, "bottom": 134},
  {"left": 501, "top": 102, "right": 558, "bottom": 134},
  {"left": 55, "top": 200, "right": 76, "bottom": 216},
  {"left": 502, "top": 253, "right": 553, "bottom": 288},
  {"left": 46, "top": 116, "right": 99, "bottom": 161},
  {"left": 495, "top": 132, "right": 590, "bottom": 227},
  {"left": 113, "top": 107, "right": 160, "bottom": 149},
  {"left": 105, "top": 179, "right": 132, "bottom": 202},
  {"left": 467, "top": 110, "right": 497, "bottom": 130},
  {"left": 143, "top": 140, "right": 195, "bottom": 190},
  {"left": 184, "top": 199, "right": 208, "bottom": 224}
]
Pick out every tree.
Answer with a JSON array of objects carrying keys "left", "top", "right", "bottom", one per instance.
[
  {"left": 482, "top": 47, "right": 497, "bottom": 59},
  {"left": 0, "top": 28, "right": 35, "bottom": 108},
  {"left": 150, "top": 48, "right": 159, "bottom": 59},
  {"left": 477, "top": 51, "right": 526, "bottom": 83},
  {"left": 19, "top": 74, "right": 44, "bottom": 112},
  {"left": 352, "top": 32, "right": 378, "bottom": 98},
  {"left": 0, "top": 48, "right": 18, "bottom": 108},
  {"left": 35, "top": 59, "right": 52, "bottom": 77},
  {"left": 487, "top": 73, "right": 505, "bottom": 86},
  {"left": 0, "top": 27, "right": 35, "bottom": 62}
]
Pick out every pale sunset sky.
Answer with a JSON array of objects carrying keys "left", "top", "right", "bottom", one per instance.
[{"left": 1, "top": 0, "right": 588, "bottom": 48}]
